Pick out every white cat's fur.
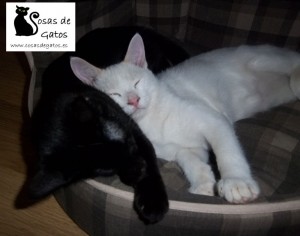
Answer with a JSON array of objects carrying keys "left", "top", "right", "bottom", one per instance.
[{"left": 70, "top": 34, "right": 300, "bottom": 203}]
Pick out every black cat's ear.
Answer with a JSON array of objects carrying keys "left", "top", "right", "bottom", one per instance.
[
  {"left": 28, "top": 169, "right": 67, "bottom": 199},
  {"left": 70, "top": 57, "right": 102, "bottom": 87},
  {"left": 124, "top": 33, "right": 148, "bottom": 69}
]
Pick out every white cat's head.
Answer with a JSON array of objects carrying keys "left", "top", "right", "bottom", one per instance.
[{"left": 70, "top": 33, "right": 158, "bottom": 119}]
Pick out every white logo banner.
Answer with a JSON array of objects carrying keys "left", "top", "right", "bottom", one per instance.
[{"left": 6, "top": 2, "right": 76, "bottom": 52}]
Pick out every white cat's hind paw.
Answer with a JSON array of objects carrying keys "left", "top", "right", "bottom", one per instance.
[
  {"left": 189, "top": 182, "right": 216, "bottom": 196},
  {"left": 217, "top": 178, "right": 260, "bottom": 203}
]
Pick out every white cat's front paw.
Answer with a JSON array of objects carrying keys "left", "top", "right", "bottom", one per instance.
[
  {"left": 217, "top": 178, "right": 260, "bottom": 203},
  {"left": 189, "top": 182, "right": 216, "bottom": 196}
]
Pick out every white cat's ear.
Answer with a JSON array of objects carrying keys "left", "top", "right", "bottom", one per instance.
[
  {"left": 70, "top": 57, "right": 101, "bottom": 86},
  {"left": 124, "top": 33, "right": 148, "bottom": 68}
]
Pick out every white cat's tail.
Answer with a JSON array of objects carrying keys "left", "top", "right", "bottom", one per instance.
[{"left": 290, "top": 66, "right": 300, "bottom": 100}]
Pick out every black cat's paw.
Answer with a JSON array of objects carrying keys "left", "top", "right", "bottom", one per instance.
[
  {"left": 134, "top": 177, "right": 169, "bottom": 224},
  {"left": 119, "top": 158, "right": 147, "bottom": 186}
]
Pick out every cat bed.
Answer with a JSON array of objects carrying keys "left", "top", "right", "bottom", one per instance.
[{"left": 26, "top": 0, "right": 300, "bottom": 235}]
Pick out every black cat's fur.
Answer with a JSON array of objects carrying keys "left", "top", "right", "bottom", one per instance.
[
  {"left": 14, "top": 6, "right": 39, "bottom": 36},
  {"left": 29, "top": 26, "right": 189, "bottom": 224}
]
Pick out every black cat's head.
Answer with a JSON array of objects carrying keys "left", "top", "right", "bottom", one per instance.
[
  {"left": 29, "top": 89, "right": 132, "bottom": 199},
  {"left": 16, "top": 6, "right": 29, "bottom": 16}
]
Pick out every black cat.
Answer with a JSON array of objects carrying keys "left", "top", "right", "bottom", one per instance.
[
  {"left": 28, "top": 26, "right": 189, "bottom": 224},
  {"left": 14, "top": 6, "right": 39, "bottom": 36}
]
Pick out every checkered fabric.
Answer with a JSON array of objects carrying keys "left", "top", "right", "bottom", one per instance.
[
  {"left": 28, "top": 0, "right": 300, "bottom": 235},
  {"left": 31, "top": 0, "right": 300, "bottom": 69},
  {"left": 135, "top": 0, "right": 300, "bottom": 53}
]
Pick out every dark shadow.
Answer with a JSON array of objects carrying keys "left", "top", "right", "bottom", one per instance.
[{"left": 14, "top": 52, "right": 44, "bottom": 208}]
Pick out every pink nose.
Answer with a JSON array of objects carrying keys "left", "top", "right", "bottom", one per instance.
[{"left": 128, "top": 95, "right": 140, "bottom": 108}]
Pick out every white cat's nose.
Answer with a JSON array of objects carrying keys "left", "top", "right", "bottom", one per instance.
[{"left": 128, "top": 94, "right": 140, "bottom": 108}]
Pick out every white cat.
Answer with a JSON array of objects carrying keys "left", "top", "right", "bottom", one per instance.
[{"left": 70, "top": 34, "right": 300, "bottom": 204}]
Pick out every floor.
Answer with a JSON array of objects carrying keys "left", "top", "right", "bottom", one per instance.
[{"left": 0, "top": 3, "right": 87, "bottom": 236}]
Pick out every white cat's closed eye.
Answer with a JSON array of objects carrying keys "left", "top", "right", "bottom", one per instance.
[
  {"left": 109, "top": 93, "right": 122, "bottom": 97},
  {"left": 134, "top": 80, "right": 141, "bottom": 88}
]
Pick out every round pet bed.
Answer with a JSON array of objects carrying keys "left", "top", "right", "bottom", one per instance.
[
  {"left": 26, "top": 0, "right": 300, "bottom": 235},
  {"left": 28, "top": 48, "right": 300, "bottom": 236}
]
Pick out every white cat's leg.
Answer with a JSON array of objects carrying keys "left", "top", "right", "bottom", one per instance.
[
  {"left": 176, "top": 149, "right": 216, "bottom": 196},
  {"left": 204, "top": 116, "right": 260, "bottom": 203},
  {"left": 248, "top": 45, "right": 300, "bottom": 74},
  {"left": 248, "top": 46, "right": 300, "bottom": 101}
]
